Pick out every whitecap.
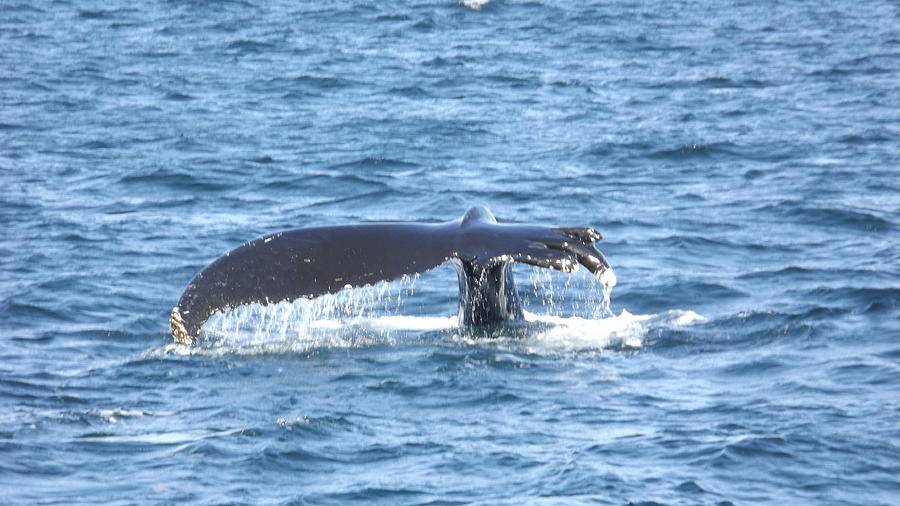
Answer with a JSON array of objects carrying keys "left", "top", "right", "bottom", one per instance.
[
  {"left": 460, "top": 0, "right": 491, "bottom": 10},
  {"left": 96, "top": 408, "right": 171, "bottom": 423}
]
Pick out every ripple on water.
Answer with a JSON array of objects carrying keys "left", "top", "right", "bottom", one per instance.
[{"left": 3, "top": 0, "right": 899, "bottom": 504}]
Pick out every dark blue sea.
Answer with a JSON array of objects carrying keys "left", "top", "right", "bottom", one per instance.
[{"left": 2, "top": 1, "right": 899, "bottom": 504}]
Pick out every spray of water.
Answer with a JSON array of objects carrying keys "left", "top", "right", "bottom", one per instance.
[
  {"left": 523, "top": 265, "right": 614, "bottom": 319},
  {"left": 161, "top": 266, "right": 703, "bottom": 356},
  {"left": 175, "top": 275, "right": 422, "bottom": 353}
]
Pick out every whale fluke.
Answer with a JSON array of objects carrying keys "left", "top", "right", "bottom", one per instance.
[{"left": 170, "top": 206, "right": 615, "bottom": 344}]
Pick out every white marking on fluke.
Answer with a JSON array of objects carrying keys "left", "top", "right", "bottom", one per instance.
[{"left": 598, "top": 268, "right": 617, "bottom": 287}]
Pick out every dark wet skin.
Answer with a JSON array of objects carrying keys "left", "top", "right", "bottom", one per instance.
[{"left": 171, "top": 206, "right": 615, "bottom": 344}]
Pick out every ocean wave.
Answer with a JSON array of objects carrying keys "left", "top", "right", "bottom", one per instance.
[
  {"left": 754, "top": 200, "right": 894, "bottom": 232},
  {"left": 4, "top": 0, "right": 899, "bottom": 503},
  {"left": 460, "top": 0, "right": 491, "bottom": 11}
]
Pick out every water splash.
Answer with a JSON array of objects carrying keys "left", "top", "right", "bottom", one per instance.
[
  {"left": 523, "top": 265, "right": 614, "bottom": 319},
  {"left": 160, "top": 266, "right": 703, "bottom": 356},
  {"left": 601, "top": 284, "right": 614, "bottom": 317},
  {"left": 460, "top": 0, "right": 491, "bottom": 10},
  {"left": 170, "top": 275, "right": 421, "bottom": 354},
  {"left": 527, "top": 309, "right": 704, "bottom": 353},
  {"left": 445, "top": 309, "right": 705, "bottom": 354}
]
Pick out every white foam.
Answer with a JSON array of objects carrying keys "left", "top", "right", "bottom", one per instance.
[
  {"left": 460, "top": 0, "right": 490, "bottom": 10},
  {"left": 96, "top": 408, "right": 173, "bottom": 423},
  {"left": 524, "top": 310, "right": 648, "bottom": 351},
  {"left": 76, "top": 428, "right": 243, "bottom": 444},
  {"left": 350, "top": 314, "right": 457, "bottom": 332},
  {"left": 539, "top": 309, "right": 702, "bottom": 351},
  {"left": 476, "top": 309, "right": 706, "bottom": 354},
  {"left": 158, "top": 306, "right": 705, "bottom": 357}
]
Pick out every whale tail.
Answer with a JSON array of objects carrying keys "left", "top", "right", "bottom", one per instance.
[
  {"left": 169, "top": 306, "right": 195, "bottom": 345},
  {"left": 170, "top": 206, "right": 614, "bottom": 344}
]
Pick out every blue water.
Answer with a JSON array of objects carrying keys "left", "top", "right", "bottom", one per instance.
[{"left": 2, "top": 0, "right": 899, "bottom": 504}]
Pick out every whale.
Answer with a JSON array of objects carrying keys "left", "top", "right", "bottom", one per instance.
[{"left": 170, "top": 206, "right": 616, "bottom": 344}]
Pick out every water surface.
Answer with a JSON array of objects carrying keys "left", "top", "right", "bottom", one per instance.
[{"left": 2, "top": 1, "right": 899, "bottom": 504}]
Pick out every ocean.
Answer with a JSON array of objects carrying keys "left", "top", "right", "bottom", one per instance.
[{"left": 2, "top": 0, "right": 898, "bottom": 504}]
